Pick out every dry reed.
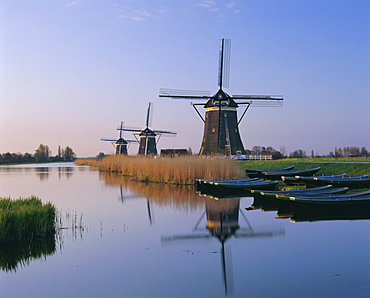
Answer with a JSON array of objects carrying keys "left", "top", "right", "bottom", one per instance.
[{"left": 76, "top": 155, "right": 245, "bottom": 184}]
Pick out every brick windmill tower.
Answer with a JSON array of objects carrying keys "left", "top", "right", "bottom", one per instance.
[{"left": 160, "top": 38, "right": 283, "bottom": 155}]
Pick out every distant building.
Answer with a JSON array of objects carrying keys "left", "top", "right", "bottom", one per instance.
[{"left": 160, "top": 149, "right": 189, "bottom": 157}]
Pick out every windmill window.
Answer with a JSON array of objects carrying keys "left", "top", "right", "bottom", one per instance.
[{"left": 212, "top": 128, "right": 216, "bottom": 133}]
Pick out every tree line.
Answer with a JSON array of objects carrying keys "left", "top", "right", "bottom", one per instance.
[
  {"left": 245, "top": 145, "right": 369, "bottom": 159},
  {"left": 0, "top": 144, "right": 76, "bottom": 164}
]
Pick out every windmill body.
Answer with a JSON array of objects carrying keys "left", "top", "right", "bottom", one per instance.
[
  {"left": 121, "top": 102, "right": 176, "bottom": 156},
  {"left": 138, "top": 128, "right": 157, "bottom": 155},
  {"left": 160, "top": 38, "right": 283, "bottom": 155},
  {"left": 101, "top": 122, "right": 136, "bottom": 155},
  {"left": 200, "top": 90, "right": 245, "bottom": 155}
]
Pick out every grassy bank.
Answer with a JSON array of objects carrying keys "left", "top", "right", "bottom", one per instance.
[
  {"left": 0, "top": 197, "right": 56, "bottom": 243},
  {"left": 75, "top": 155, "right": 245, "bottom": 184},
  {"left": 238, "top": 157, "right": 370, "bottom": 176}
]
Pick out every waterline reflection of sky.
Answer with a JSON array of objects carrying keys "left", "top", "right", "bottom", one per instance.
[{"left": 0, "top": 164, "right": 369, "bottom": 298}]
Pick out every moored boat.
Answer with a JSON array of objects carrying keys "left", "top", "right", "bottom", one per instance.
[
  {"left": 282, "top": 173, "right": 348, "bottom": 186},
  {"left": 261, "top": 167, "right": 321, "bottom": 180},
  {"left": 274, "top": 190, "right": 370, "bottom": 204},
  {"left": 196, "top": 179, "right": 278, "bottom": 199},
  {"left": 245, "top": 165, "right": 295, "bottom": 178},
  {"left": 250, "top": 185, "right": 349, "bottom": 199},
  {"left": 295, "top": 175, "right": 370, "bottom": 189}
]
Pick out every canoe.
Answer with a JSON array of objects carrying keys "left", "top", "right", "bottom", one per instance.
[
  {"left": 261, "top": 167, "right": 321, "bottom": 180},
  {"left": 245, "top": 165, "right": 295, "bottom": 178},
  {"left": 250, "top": 185, "right": 349, "bottom": 199},
  {"left": 210, "top": 180, "right": 279, "bottom": 190},
  {"left": 275, "top": 190, "right": 370, "bottom": 204},
  {"left": 247, "top": 193, "right": 370, "bottom": 222},
  {"left": 196, "top": 179, "right": 278, "bottom": 199},
  {"left": 282, "top": 173, "right": 348, "bottom": 186},
  {"left": 196, "top": 178, "right": 258, "bottom": 185},
  {"left": 295, "top": 175, "right": 370, "bottom": 189}
]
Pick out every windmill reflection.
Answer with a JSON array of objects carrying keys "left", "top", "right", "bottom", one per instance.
[
  {"left": 117, "top": 185, "right": 154, "bottom": 225},
  {"left": 100, "top": 172, "right": 286, "bottom": 295},
  {"left": 162, "top": 198, "right": 285, "bottom": 296}
]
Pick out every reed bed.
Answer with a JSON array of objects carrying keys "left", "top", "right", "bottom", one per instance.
[
  {"left": 76, "top": 155, "right": 245, "bottom": 185},
  {"left": 0, "top": 196, "right": 56, "bottom": 243}
]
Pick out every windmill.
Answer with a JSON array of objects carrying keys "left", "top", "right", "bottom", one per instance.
[
  {"left": 161, "top": 198, "right": 285, "bottom": 295},
  {"left": 101, "top": 121, "right": 137, "bottom": 155},
  {"left": 120, "top": 102, "right": 176, "bottom": 156},
  {"left": 159, "top": 38, "right": 283, "bottom": 155}
]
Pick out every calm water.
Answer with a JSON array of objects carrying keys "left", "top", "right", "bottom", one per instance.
[{"left": 0, "top": 163, "right": 369, "bottom": 298}]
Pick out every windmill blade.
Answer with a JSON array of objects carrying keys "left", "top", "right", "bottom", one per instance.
[
  {"left": 119, "top": 128, "right": 142, "bottom": 133},
  {"left": 159, "top": 88, "right": 211, "bottom": 100},
  {"left": 145, "top": 102, "right": 152, "bottom": 127},
  {"left": 118, "top": 121, "right": 124, "bottom": 138},
  {"left": 161, "top": 234, "right": 212, "bottom": 243},
  {"left": 232, "top": 95, "right": 283, "bottom": 100},
  {"left": 100, "top": 138, "right": 117, "bottom": 142},
  {"left": 232, "top": 95, "right": 283, "bottom": 107},
  {"left": 153, "top": 130, "right": 177, "bottom": 135},
  {"left": 236, "top": 100, "right": 283, "bottom": 107},
  {"left": 218, "top": 38, "right": 231, "bottom": 89}
]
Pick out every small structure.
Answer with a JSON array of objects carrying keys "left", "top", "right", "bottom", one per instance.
[{"left": 160, "top": 149, "right": 189, "bottom": 157}]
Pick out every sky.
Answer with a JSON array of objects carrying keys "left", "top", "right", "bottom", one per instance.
[{"left": 1, "top": 0, "right": 369, "bottom": 157}]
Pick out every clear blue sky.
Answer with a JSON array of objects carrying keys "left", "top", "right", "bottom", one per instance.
[{"left": 1, "top": 0, "right": 369, "bottom": 157}]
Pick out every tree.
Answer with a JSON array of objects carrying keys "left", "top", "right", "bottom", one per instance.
[
  {"left": 360, "top": 147, "right": 368, "bottom": 157},
  {"left": 34, "top": 144, "right": 50, "bottom": 162},
  {"left": 63, "top": 146, "right": 76, "bottom": 161},
  {"left": 96, "top": 152, "right": 106, "bottom": 159},
  {"left": 289, "top": 149, "right": 306, "bottom": 158}
]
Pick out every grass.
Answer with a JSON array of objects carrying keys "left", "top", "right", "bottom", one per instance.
[
  {"left": 237, "top": 157, "right": 370, "bottom": 176},
  {"left": 0, "top": 196, "right": 56, "bottom": 243},
  {"left": 76, "top": 155, "right": 245, "bottom": 184}
]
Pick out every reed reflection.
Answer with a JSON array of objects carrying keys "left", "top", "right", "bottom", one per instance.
[
  {"left": 101, "top": 172, "right": 204, "bottom": 211},
  {"left": 0, "top": 236, "right": 56, "bottom": 272}
]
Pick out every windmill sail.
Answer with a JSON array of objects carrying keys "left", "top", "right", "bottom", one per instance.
[{"left": 159, "top": 38, "right": 284, "bottom": 155}]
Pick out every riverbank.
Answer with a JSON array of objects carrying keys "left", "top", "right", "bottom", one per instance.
[{"left": 237, "top": 157, "right": 370, "bottom": 176}]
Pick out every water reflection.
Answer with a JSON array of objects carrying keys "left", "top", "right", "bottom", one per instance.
[
  {"left": 0, "top": 236, "right": 56, "bottom": 272},
  {"left": 100, "top": 172, "right": 285, "bottom": 295},
  {"left": 162, "top": 198, "right": 284, "bottom": 296},
  {"left": 248, "top": 193, "right": 370, "bottom": 222}
]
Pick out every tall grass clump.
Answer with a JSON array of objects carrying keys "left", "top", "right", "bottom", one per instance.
[
  {"left": 76, "top": 155, "right": 245, "bottom": 184},
  {"left": 0, "top": 196, "right": 56, "bottom": 243}
]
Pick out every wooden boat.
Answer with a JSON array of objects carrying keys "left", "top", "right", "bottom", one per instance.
[
  {"left": 261, "top": 167, "right": 321, "bottom": 180},
  {"left": 247, "top": 193, "right": 370, "bottom": 222},
  {"left": 196, "top": 177, "right": 258, "bottom": 185},
  {"left": 250, "top": 185, "right": 349, "bottom": 199},
  {"left": 196, "top": 179, "right": 278, "bottom": 199},
  {"left": 282, "top": 173, "right": 348, "bottom": 186},
  {"left": 274, "top": 190, "right": 370, "bottom": 204},
  {"left": 245, "top": 165, "right": 294, "bottom": 178},
  {"left": 295, "top": 175, "right": 370, "bottom": 189}
]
